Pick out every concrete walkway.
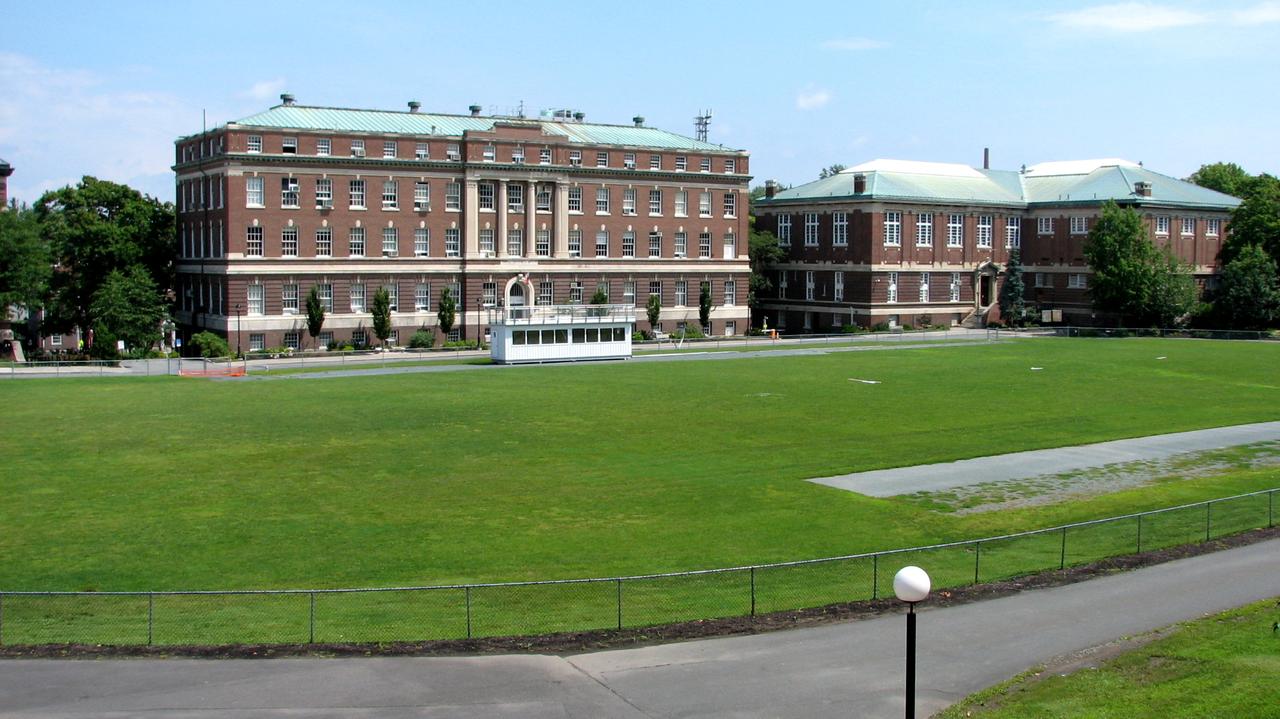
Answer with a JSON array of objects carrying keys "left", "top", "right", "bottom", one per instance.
[
  {"left": 810, "top": 420, "right": 1280, "bottom": 497},
  {"left": 3, "top": 538, "right": 1279, "bottom": 718}
]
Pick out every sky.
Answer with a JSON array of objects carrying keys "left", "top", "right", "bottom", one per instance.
[{"left": 2, "top": 0, "right": 1278, "bottom": 205}]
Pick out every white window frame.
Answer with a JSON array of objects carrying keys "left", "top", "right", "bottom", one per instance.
[
  {"left": 622, "top": 188, "right": 637, "bottom": 215},
  {"left": 884, "top": 211, "right": 902, "bottom": 246},
  {"left": 246, "top": 135, "right": 262, "bottom": 153},
  {"left": 281, "top": 177, "right": 300, "bottom": 208},
  {"left": 675, "top": 279, "right": 688, "bottom": 306},
  {"left": 698, "top": 191, "right": 712, "bottom": 217},
  {"left": 947, "top": 214, "right": 964, "bottom": 247},
  {"left": 383, "top": 140, "right": 397, "bottom": 159},
  {"left": 887, "top": 272, "right": 898, "bottom": 303},
  {"left": 596, "top": 187, "right": 610, "bottom": 214},
  {"left": 595, "top": 230, "right": 609, "bottom": 257},
  {"left": 247, "top": 284, "right": 264, "bottom": 315},
  {"left": 445, "top": 182, "right": 460, "bottom": 211},
  {"left": 977, "top": 215, "right": 993, "bottom": 248},
  {"left": 1155, "top": 216, "right": 1170, "bottom": 235},
  {"left": 349, "top": 180, "right": 366, "bottom": 209},
  {"left": 568, "top": 229, "right": 582, "bottom": 257},
  {"left": 507, "top": 183, "right": 525, "bottom": 213},
  {"left": 916, "top": 212, "right": 932, "bottom": 246},
  {"left": 349, "top": 227, "right": 366, "bottom": 256},
  {"left": 805, "top": 271, "right": 815, "bottom": 301},
  {"left": 950, "top": 273, "right": 961, "bottom": 302},
  {"left": 315, "top": 228, "right": 332, "bottom": 257},
  {"left": 282, "top": 283, "right": 299, "bottom": 314},
  {"left": 1070, "top": 216, "right": 1088, "bottom": 235},
  {"left": 381, "top": 180, "right": 398, "bottom": 210},
  {"left": 778, "top": 214, "right": 792, "bottom": 246},
  {"left": 675, "top": 231, "right": 687, "bottom": 257},
  {"left": 674, "top": 190, "right": 688, "bottom": 217},
  {"left": 833, "top": 273, "right": 843, "bottom": 302},
  {"left": 1037, "top": 217, "right": 1054, "bottom": 235},
  {"left": 414, "top": 182, "right": 430, "bottom": 211},
  {"left": 350, "top": 139, "right": 365, "bottom": 158},
  {"left": 445, "top": 228, "right": 460, "bottom": 257},
  {"left": 245, "top": 226, "right": 264, "bottom": 256},
  {"left": 622, "top": 231, "right": 635, "bottom": 258},
  {"left": 350, "top": 283, "right": 366, "bottom": 312},
  {"left": 1207, "top": 218, "right": 1220, "bottom": 236},
  {"left": 281, "top": 226, "right": 298, "bottom": 257},
  {"left": 414, "top": 228, "right": 429, "bottom": 256},
  {"left": 415, "top": 283, "right": 432, "bottom": 312},
  {"left": 723, "top": 192, "right": 737, "bottom": 218},
  {"left": 648, "top": 189, "right": 662, "bottom": 216},
  {"left": 415, "top": 142, "right": 429, "bottom": 160},
  {"left": 1068, "top": 273, "right": 1088, "bottom": 289},
  {"left": 918, "top": 272, "right": 930, "bottom": 303},
  {"left": 699, "top": 231, "right": 712, "bottom": 258},
  {"left": 1005, "top": 217, "right": 1021, "bottom": 249},
  {"left": 833, "top": 212, "right": 848, "bottom": 246},
  {"left": 315, "top": 178, "right": 333, "bottom": 209},
  {"left": 568, "top": 186, "right": 582, "bottom": 213},
  {"left": 1181, "top": 217, "right": 1195, "bottom": 236},
  {"left": 316, "top": 138, "right": 331, "bottom": 156},
  {"left": 245, "top": 176, "right": 263, "bottom": 207},
  {"left": 804, "top": 212, "right": 820, "bottom": 246},
  {"left": 478, "top": 182, "right": 495, "bottom": 211},
  {"left": 382, "top": 226, "right": 398, "bottom": 257}
]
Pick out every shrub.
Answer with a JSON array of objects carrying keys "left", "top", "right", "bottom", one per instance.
[
  {"left": 672, "top": 324, "right": 705, "bottom": 339},
  {"left": 632, "top": 331, "right": 649, "bottom": 342},
  {"left": 841, "top": 324, "right": 867, "bottom": 334},
  {"left": 190, "top": 331, "right": 230, "bottom": 358},
  {"left": 870, "top": 322, "right": 891, "bottom": 332},
  {"left": 409, "top": 330, "right": 436, "bottom": 349},
  {"left": 443, "top": 339, "right": 479, "bottom": 349}
]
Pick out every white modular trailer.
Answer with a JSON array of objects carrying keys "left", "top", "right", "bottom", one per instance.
[{"left": 489, "top": 304, "right": 636, "bottom": 364}]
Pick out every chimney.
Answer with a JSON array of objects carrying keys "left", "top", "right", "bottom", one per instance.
[
  {"left": 469, "top": 104, "right": 482, "bottom": 117},
  {"left": 408, "top": 101, "right": 421, "bottom": 113},
  {"left": 280, "top": 93, "right": 295, "bottom": 106},
  {"left": 1134, "top": 181, "right": 1152, "bottom": 198},
  {"left": 633, "top": 115, "right": 645, "bottom": 127},
  {"left": 983, "top": 147, "right": 990, "bottom": 170},
  {"left": 765, "top": 180, "right": 778, "bottom": 199},
  {"left": 853, "top": 173, "right": 867, "bottom": 194},
  {"left": 573, "top": 111, "right": 585, "bottom": 123}
]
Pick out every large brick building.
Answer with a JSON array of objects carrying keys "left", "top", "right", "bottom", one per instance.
[
  {"left": 752, "top": 158, "right": 1240, "bottom": 330},
  {"left": 172, "top": 96, "right": 751, "bottom": 351},
  {"left": 0, "top": 157, "right": 12, "bottom": 208}
]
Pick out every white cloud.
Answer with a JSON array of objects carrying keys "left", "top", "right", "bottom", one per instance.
[
  {"left": 242, "top": 78, "right": 288, "bottom": 101},
  {"left": 795, "top": 87, "right": 832, "bottom": 111},
  {"left": 1232, "top": 1, "right": 1280, "bottom": 24},
  {"left": 822, "top": 37, "right": 889, "bottom": 51},
  {"left": 1047, "top": 3, "right": 1208, "bottom": 32}
]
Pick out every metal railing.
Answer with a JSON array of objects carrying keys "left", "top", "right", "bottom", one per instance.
[
  {"left": 991, "top": 326, "right": 1279, "bottom": 342},
  {"left": 1, "top": 488, "right": 1274, "bottom": 647},
  {"left": 488, "top": 303, "right": 638, "bottom": 326}
]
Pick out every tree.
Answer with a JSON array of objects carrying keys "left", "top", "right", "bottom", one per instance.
[
  {"left": 1084, "top": 201, "right": 1197, "bottom": 326},
  {"left": 88, "top": 267, "right": 167, "bottom": 352},
  {"left": 1215, "top": 244, "right": 1280, "bottom": 329},
  {"left": 35, "top": 177, "right": 175, "bottom": 338},
  {"left": 646, "top": 292, "right": 662, "bottom": 331},
  {"left": 189, "top": 331, "right": 230, "bottom": 358},
  {"left": 0, "top": 202, "right": 50, "bottom": 318},
  {"left": 588, "top": 286, "right": 609, "bottom": 317},
  {"left": 1222, "top": 174, "right": 1280, "bottom": 266},
  {"left": 1188, "top": 162, "right": 1254, "bottom": 198},
  {"left": 818, "top": 164, "right": 847, "bottom": 179},
  {"left": 437, "top": 286, "right": 456, "bottom": 337},
  {"left": 699, "top": 281, "right": 712, "bottom": 330},
  {"left": 998, "top": 249, "right": 1027, "bottom": 326},
  {"left": 305, "top": 286, "right": 325, "bottom": 348},
  {"left": 371, "top": 286, "right": 392, "bottom": 346},
  {"left": 747, "top": 219, "right": 784, "bottom": 313},
  {"left": 1147, "top": 250, "right": 1198, "bottom": 328}
]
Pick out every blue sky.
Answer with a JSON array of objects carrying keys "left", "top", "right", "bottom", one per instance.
[{"left": 2, "top": 1, "right": 1277, "bottom": 204}]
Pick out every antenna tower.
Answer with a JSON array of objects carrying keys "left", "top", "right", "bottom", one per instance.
[{"left": 694, "top": 109, "right": 712, "bottom": 142}]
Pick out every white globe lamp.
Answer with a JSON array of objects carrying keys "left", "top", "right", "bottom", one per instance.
[{"left": 893, "top": 565, "right": 931, "bottom": 603}]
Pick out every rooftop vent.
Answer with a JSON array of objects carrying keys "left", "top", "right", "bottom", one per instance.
[
  {"left": 408, "top": 101, "right": 421, "bottom": 113},
  {"left": 1134, "top": 181, "right": 1152, "bottom": 198},
  {"left": 573, "top": 111, "right": 585, "bottom": 122},
  {"left": 633, "top": 116, "right": 645, "bottom": 127},
  {"left": 853, "top": 173, "right": 867, "bottom": 194},
  {"left": 280, "top": 93, "right": 296, "bottom": 106},
  {"left": 469, "top": 104, "right": 482, "bottom": 117}
]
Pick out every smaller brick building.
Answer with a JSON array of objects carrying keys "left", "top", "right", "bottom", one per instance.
[{"left": 0, "top": 157, "right": 11, "bottom": 209}]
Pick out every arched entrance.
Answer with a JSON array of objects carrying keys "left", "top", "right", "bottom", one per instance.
[{"left": 975, "top": 262, "right": 998, "bottom": 310}]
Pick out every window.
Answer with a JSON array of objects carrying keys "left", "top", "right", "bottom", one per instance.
[
  {"left": 624, "top": 153, "right": 636, "bottom": 169},
  {"left": 977, "top": 215, "right": 993, "bottom": 247},
  {"left": 723, "top": 192, "right": 737, "bottom": 217},
  {"left": 1181, "top": 217, "right": 1195, "bottom": 236},
  {"left": 778, "top": 214, "right": 792, "bottom": 245},
  {"left": 247, "top": 284, "right": 264, "bottom": 315},
  {"left": 649, "top": 189, "right": 662, "bottom": 215},
  {"left": 884, "top": 211, "right": 902, "bottom": 246},
  {"left": 1069, "top": 273, "right": 1088, "bottom": 289},
  {"left": 1005, "top": 217, "right": 1021, "bottom": 248},
  {"left": 950, "top": 273, "right": 961, "bottom": 302},
  {"left": 674, "top": 190, "right": 688, "bottom": 217},
  {"left": 352, "top": 329, "right": 366, "bottom": 346},
  {"left": 246, "top": 176, "right": 264, "bottom": 207},
  {"left": 245, "top": 226, "right": 263, "bottom": 256},
  {"left": 479, "top": 182, "right": 495, "bottom": 210},
  {"left": 479, "top": 229, "right": 495, "bottom": 256},
  {"left": 445, "top": 228, "right": 460, "bottom": 257},
  {"left": 726, "top": 158, "right": 736, "bottom": 174},
  {"left": 382, "top": 180, "right": 398, "bottom": 210},
  {"left": 539, "top": 147, "right": 551, "bottom": 164},
  {"left": 568, "top": 149, "right": 582, "bottom": 165},
  {"left": 350, "top": 283, "right": 366, "bottom": 312},
  {"left": 725, "top": 279, "right": 737, "bottom": 306},
  {"left": 596, "top": 230, "right": 609, "bottom": 257},
  {"left": 723, "top": 231, "right": 736, "bottom": 258},
  {"left": 1207, "top": 218, "right": 1220, "bottom": 236},
  {"left": 648, "top": 231, "right": 662, "bottom": 258},
  {"left": 778, "top": 272, "right": 788, "bottom": 298},
  {"left": 415, "top": 283, "right": 430, "bottom": 311},
  {"left": 675, "top": 231, "right": 687, "bottom": 257},
  {"left": 919, "top": 273, "right": 930, "bottom": 302},
  {"left": 596, "top": 151, "right": 609, "bottom": 168},
  {"left": 805, "top": 271, "right": 815, "bottom": 301},
  {"left": 282, "top": 137, "right": 297, "bottom": 154},
  {"left": 414, "top": 182, "right": 430, "bottom": 211},
  {"left": 249, "top": 334, "right": 265, "bottom": 351},
  {"left": 1155, "top": 216, "right": 1170, "bottom": 235},
  {"left": 675, "top": 155, "right": 687, "bottom": 171},
  {"left": 349, "top": 180, "right": 366, "bottom": 209},
  {"left": 445, "top": 182, "right": 460, "bottom": 211},
  {"left": 536, "top": 184, "right": 552, "bottom": 211},
  {"left": 649, "top": 281, "right": 662, "bottom": 301},
  {"left": 282, "top": 283, "right": 299, "bottom": 313},
  {"left": 568, "top": 186, "right": 582, "bottom": 212},
  {"left": 675, "top": 280, "right": 687, "bottom": 306},
  {"left": 382, "top": 227, "right": 398, "bottom": 256},
  {"left": 512, "top": 145, "right": 525, "bottom": 164},
  {"left": 595, "top": 281, "right": 609, "bottom": 303},
  {"left": 507, "top": 184, "right": 524, "bottom": 212},
  {"left": 316, "top": 228, "right": 332, "bottom": 256},
  {"left": 1037, "top": 217, "right": 1054, "bottom": 235},
  {"left": 350, "top": 139, "right": 365, "bottom": 157},
  {"left": 699, "top": 191, "right": 712, "bottom": 217},
  {"left": 623, "top": 188, "right": 636, "bottom": 214},
  {"left": 446, "top": 143, "right": 461, "bottom": 161},
  {"left": 804, "top": 213, "right": 820, "bottom": 246},
  {"left": 1070, "top": 216, "right": 1088, "bottom": 235},
  {"left": 536, "top": 229, "right": 551, "bottom": 257},
  {"left": 947, "top": 214, "right": 964, "bottom": 247},
  {"left": 833, "top": 212, "right": 848, "bottom": 246},
  {"left": 833, "top": 273, "right": 843, "bottom": 302},
  {"left": 596, "top": 187, "right": 610, "bottom": 213},
  {"left": 284, "top": 331, "right": 300, "bottom": 350},
  {"left": 887, "top": 272, "right": 898, "bottom": 303},
  {"left": 700, "top": 157, "right": 711, "bottom": 172},
  {"left": 507, "top": 229, "right": 523, "bottom": 257},
  {"left": 622, "top": 231, "right": 635, "bottom": 258},
  {"left": 383, "top": 140, "right": 397, "bottom": 159},
  {"left": 482, "top": 144, "right": 496, "bottom": 162},
  {"left": 699, "top": 231, "right": 712, "bottom": 258},
  {"left": 624, "top": 281, "right": 636, "bottom": 305},
  {"left": 383, "top": 283, "right": 398, "bottom": 312},
  {"left": 281, "top": 227, "right": 298, "bottom": 256},
  {"left": 415, "top": 142, "right": 429, "bottom": 160},
  {"left": 569, "top": 229, "right": 582, "bottom": 257},
  {"left": 317, "top": 138, "right": 331, "bottom": 156},
  {"left": 916, "top": 212, "right": 933, "bottom": 246},
  {"left": 1035, "top": 272, "right": 1052, "bottom": 288},
  {"left": 349, "top": 227, "right": 365, "bottom": 256},
  {"left": 570, "top": 281, "right": 583, "bottom": 303},
  {"left": 538, "top": 281, "right": 553, "bottom": 305},
  {"left": 281, "top": 177, "right": 300, "bottom": 207},
  {"left": 414, "top": 228, "right": 429, "bottom": 256},
  {"left": 649, "top": 154, "right": 661, "bottom": 170},
  {"left": 315, "top": 178, "right": 333, "bottom": 208}
]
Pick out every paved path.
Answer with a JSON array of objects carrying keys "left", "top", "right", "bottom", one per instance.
[
  {"left": 3, "top": 538, "right": 1278, "bottom": 718},
  {"left": 810, "top": 420, "right": 1280, "bottom": 497}
]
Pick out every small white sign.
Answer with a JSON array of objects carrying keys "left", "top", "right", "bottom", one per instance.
[{"left": 117, "top": 340, "right": 126, "bottom": 351}]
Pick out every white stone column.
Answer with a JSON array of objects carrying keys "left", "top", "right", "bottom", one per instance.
[
  {"left": 464, "top": 180, "right": 479, "bottom": 256},
  {"left": 526, "top": 180, "right": 537, "bottom": 257},
  {"left": 554, "top": 181, "right": 570, "bottom": 257},
  {"left": 497, "top": 180, "right": 509, "bottom": 258}
]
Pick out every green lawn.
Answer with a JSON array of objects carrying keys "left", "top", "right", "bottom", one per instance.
[
  {"left": 2, "top": 337, "right": 1279, "bottom": 643},
  {"left": 938, "top": 597, "right": 1280, "bottom": 719}
]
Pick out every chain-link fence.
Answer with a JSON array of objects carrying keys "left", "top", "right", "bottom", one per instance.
[
  {"left": 991, "top": 326, "right": 1280, "bottom": 342},
  {"left": 1, "top": 488, "right": 1274, "bottom": 647}
]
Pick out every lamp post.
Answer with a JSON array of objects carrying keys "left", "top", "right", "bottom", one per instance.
[
  {"left": 234, "top": 303, "right": 242, "bottom": 358},
  {"left": 894, "top": 565, "right": 931, "bottom": 719}
]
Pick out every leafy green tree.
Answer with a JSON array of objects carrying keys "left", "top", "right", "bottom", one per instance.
[
  {"left": 818, "top": 164, "right": 847, "bottom": 179},
  {"left": 1084, "top": 201, "right": 1196, "bottom": 326},
  {"left": 35, "top": 177, "right": 175, "bottom": 337},
  {"left": 1188, "top": 162, "right": 1254, "bottom": 198},
  {"left": 747, "top": 219, "right": 784, "bottom": 312},
  {"left": 1215, "top": 244, "right": 1280, "bottom": 329},
  {"left": 371, "top": 286, "right": 392, "bottom": 346},
  {"left": 646, "top": 292, "right": 662, "bottom": 331},
  {"left": 437, "top": 286, "right": 456, "bottom": 337},
  {"left": 998, "top": 249, "right": 1027, "bottom": 326},
  {"left": 1223, "top": 174, "right": 1280, "bottom": 266},
  {"left": 89, "top": 267, "right": 167, "bottom": 352},
  {"left": 1147, "top": 250, "right": 1198, "bottom": 328},
  {"left": 699, "top": 281, "right": 712, "bottom": 330},
  {"left": 305, "top": 286, "right": 325, "bottom": 348},
  {"left": 190, "top": 331, "right": 230, "bottom": 358},
  {"left": 0, "top": 202, "right": 50, "bottom": 318}
]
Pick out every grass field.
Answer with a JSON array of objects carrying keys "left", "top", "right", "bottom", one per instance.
[{"left": 938, "top": 597, "right": 1280, "bottom": 718}]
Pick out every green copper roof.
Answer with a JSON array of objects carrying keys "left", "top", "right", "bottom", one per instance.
[
  {"left": 761, "top": 158, "right": 1239, "bottom": 210},
  {"left": 223, "top": 104, "right": 740, "bottom": 153}
]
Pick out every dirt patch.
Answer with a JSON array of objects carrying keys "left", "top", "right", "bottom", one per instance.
[{"left": 3, "top": 525, "right": 1277, "bottom": 660}]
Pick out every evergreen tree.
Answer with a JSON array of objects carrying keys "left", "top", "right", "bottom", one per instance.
[
  {"left": 998, "top": 249, "right": 1027, "bottom": 326},
  {"left": 699, "top": 281, "right": 712, "bottom": 330},
  {"left": 371, "top": 286, "right": 392, "bottom": 346},
  {"left": 437, "top": 286, "right": 456, "bottom": 337},
  {"left": 305, "top": 286, "right": 325, "bottom": 348},
  {"left": 646, "top": 292, "right": 662, "bottom": 331}
]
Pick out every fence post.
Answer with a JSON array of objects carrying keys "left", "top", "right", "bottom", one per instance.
[
  {"left": 750, "top": 567, "right": 756, "bottom": 617},
  {"left": 1205, "top": 502, "right": 1212, "bottom": 541},
  {"left": 973, "top": 542, "right": 981, "bottom": 585},
  {"left": 1059, "top": 527, "right": 1067, "bottom": 570},
  {"left": 309, "top": 592, "right": 316, "bottom": 643},
  {"left": 615, "top": 579, "right": 623, "bottom": 630},
  {"left": 872, "top": 554, "right": 879, "bottom": 599},
  {"left": 465, "top": 586, "right": 472, "bottom": 639},
  {"left": 1136, "top": 514, "right": 1143, "bottom": 554},
  {"left": 1270, "top": 490, "right": 1275, "bottom": 528},
  {"left": 0, "top": 592, "right": 4, "bottom": 645},
  {"left": 148, "top": 593, "right": 154, "bottom": 645}
]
